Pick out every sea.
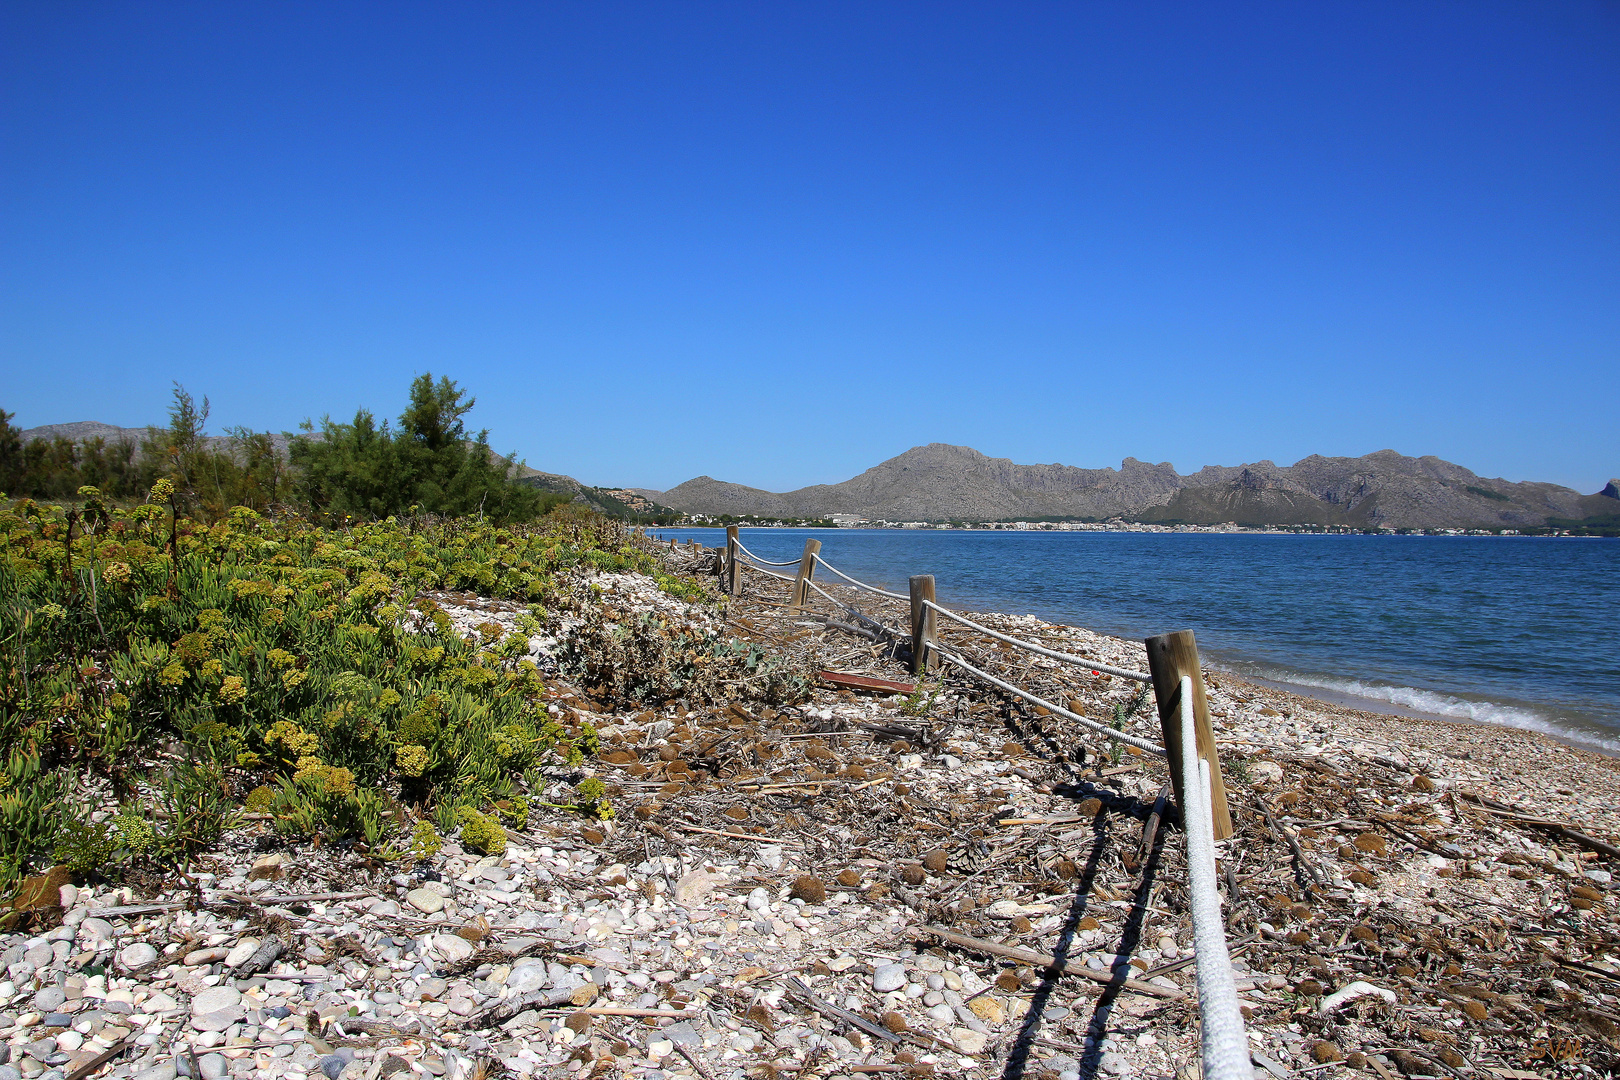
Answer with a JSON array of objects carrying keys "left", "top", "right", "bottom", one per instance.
[{"left": 649, "top": 527, "right": 1620, "bottom": 754}]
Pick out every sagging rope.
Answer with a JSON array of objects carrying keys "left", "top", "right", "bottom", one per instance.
[
  {"left": 933, "top": 647, "right": 1167, "bottom": 757},
  {"left": 731, "top": 538, "right": 803, "bottom": 566},
  {"left": 738, "top": 559, "right": 796, "bottom": 582},
  {"left": 801, "top": 574, "right": 851, "bottom": 611},
  {"left": 811, "top": 553, "right": 910, "bottom": 601},
  {"left": 1179, "top": 675, "right": 1254, "bottom": 1079},
  {"left": 923, "top": 600, "right": 1154, "bottom": 683}
]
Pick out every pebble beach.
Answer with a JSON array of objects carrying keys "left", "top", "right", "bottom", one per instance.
[{"left": 6, "top": 543, "right": 1619, "bottom": 1080}]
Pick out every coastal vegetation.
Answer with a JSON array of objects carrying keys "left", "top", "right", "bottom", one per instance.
[
  {"left": 0, "top": 493, "right": 608, "bottom": 887},
  {"left": 0, "top": 456, "right": 809, "bottom": 890},
  {"left": 1, "top": 374, "right": 564, "bottom": 524}
]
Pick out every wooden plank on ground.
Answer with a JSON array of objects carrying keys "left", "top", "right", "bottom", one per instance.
[{"left": 819, "top": 670, "right": 916, "bottom": 694}]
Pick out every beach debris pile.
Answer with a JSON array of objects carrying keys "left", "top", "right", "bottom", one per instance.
[{"left": 6, "top": 538, "right": 1618, "bottom": 1080}]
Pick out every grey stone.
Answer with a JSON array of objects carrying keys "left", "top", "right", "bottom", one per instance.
[
  {"left": 133, "top": 1066, "right": 177, "bottom": 1080},
  {"left": 871, "top": 963, "right": 907, "bottom": 993},
  {"left": 660, "top": 1021, "right": 700, "bottom": 1047},
  {"left": 505, "top": 962, "right": 546, "bottom": 993},
  {"left": 118, "top": 943, "right": 159, "bottom": 970},
  {"left": 198, "top": 1055, "right": 228, "bottom": 1080},
  {"left": 191, "top": 1009, "right": 244, "bottom": 1033},
  {"left": 406, "top": 889, "right": 444, "bottom": 914},
  {"left": 319, "top": 1056, "right": 345, "bottom": 1080},
  {"left": 431, "top": 935, "right": 474, "bottom": 964},
  {"left": 190, "top": 986, "right": 242, "bottom": 1016}
]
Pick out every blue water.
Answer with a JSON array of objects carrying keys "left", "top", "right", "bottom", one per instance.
[{"left": 652, "top": 528, "right": 1620, "bottom": 752}]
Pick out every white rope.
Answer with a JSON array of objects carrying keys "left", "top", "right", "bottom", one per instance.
[
  {"left": 731, "top": 538, "right": 802, "bottom": 566},
  {"left": 801, "top": 575, "right": 850, "bottom": 609},
  {"left": 934, "top": 647, "right": 1167, "bottom": 756},
  {"left": 1179, "top": 675, "right": 1253, "bottom": 1080},
  {"left": 740, "top": 561, "right": 796, "bottom": 582},
  {"left": 810, "top": 554, "right": 909, "bottom": 600},
  {"left": 922, "top": 601, "right": 1154, "bottom": 683}
]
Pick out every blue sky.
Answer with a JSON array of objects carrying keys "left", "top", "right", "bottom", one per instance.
[{"left": 3, "top": 1, "right": 1617, "bottom": 494}]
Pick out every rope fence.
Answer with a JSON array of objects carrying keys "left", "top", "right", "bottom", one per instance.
[
  {"left": 934, "top": 647, "right": 1168, "bottom": 756},
  {"left": 1179, "top": 675, "right": 1253, "bottom": 1079},
  {"left": 922, "top": 600, "right": 1155, "bottom": 684},
  {"left": 812, "top": 552, "right": 910, "bottom": 600},
  {"left": 731, "top": 537, "right": 803, "bottom": 566},
  {"left": 673, "top": 525, "right": 1252, "bottom": 1080}
]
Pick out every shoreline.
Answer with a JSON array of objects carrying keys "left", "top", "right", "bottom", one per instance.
[
  {"left": 1237, "top": 669, "right": 1620, "bottom": 759},
  {"left": 663, "top": 523, "right": 1617, "bottom": 538},
  {"left": 959, "top": 606, "right": 1620, "bottom": 766},
  {"left": 16, "top": 538, "right": 1620, "bottom": 1080},
  {"left": 651, "top": 525, "right": 1619, "bottom": 754}
]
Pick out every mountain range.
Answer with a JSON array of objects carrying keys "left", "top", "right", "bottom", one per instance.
[
  {"left": 21, "top": 422, "right": 1615, "bottom": 530},
  {"left": 649, "top": 444, "right": 1620, "bottom": 530}
]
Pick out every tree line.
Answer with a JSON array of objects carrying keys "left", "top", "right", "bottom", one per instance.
[{"left": 0, "top": 374, "right": 567, "bottom": 524}]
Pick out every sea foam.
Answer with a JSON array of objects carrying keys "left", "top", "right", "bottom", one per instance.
[{"left": 1234, "top": 665, "right": 1620, "bottom": 754}]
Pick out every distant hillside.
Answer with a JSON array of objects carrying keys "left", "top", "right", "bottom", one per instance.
[
  {"left": 20, "top": 421, "right": 308, "bottom": 458},
  {"left": 511, "top": 469, "right": 678, "bottom": 521},
  {"left": 656, "top": 444, "right": 1618, "bottom": 530}
]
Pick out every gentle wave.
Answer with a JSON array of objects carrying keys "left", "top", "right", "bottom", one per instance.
[
  {"left": 652, "top": 527, "right": 1620, "bottom": 755},
  {"left": 1229, "top": 663, "right": 1620, "bottom": 754}
]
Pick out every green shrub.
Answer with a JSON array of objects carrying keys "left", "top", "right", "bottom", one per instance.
[
  {"left": 455, "top": 806, "right": 506, "bottom": 856},
  {"left": 0, "top": 488, "right": 660, "bottom": 877},
  {"left": 410, "top": 820, "right": 442, "bottom": 861}
]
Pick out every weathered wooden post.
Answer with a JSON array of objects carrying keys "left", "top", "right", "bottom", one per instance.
[
  {"left": 725, "top": 526, "right": 741, "bottom": 596},
  {"left": 1144, "top": 630, "right": 1233, "bottom": 840},
  {"left": 909, "top": 574, "right": 937, "bottom": 675},
  {"left": 790, "top": 538, "right": 821, "bottom": 609}
]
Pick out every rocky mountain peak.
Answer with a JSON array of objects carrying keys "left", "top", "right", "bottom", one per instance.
[{"left": 658, "top": 445, "right": 1610, "bottom": 529}]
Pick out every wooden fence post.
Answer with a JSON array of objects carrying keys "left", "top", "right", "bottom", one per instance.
[
  {"left": 790, "top": 538, "right": 821, "bottom": 610},
  {"left": 909, "top": 574, "right": 937, "bottom": 675},
  {"left": 725, "top": 526, "right": 741, "bottom": 596},
  {"left": 1144, "top": 630, "right": 1233, "bottom": 840}
]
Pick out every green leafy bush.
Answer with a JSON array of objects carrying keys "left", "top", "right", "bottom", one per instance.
[
  {"left": 455, "top": 806, "right": 506, "bottom": 856},
  {"left": 0, "top": 485, "right": 664, "bottom": 881}
]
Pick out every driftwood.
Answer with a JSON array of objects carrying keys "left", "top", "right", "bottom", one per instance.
[
  {"left": 916, "top": 925, "right": 1186, "bottom": 1000},
  {"left": 1461, "top": 791, "right": 1620, "bottom": 859},
  {"left": 65, "top": 1038, "right": 131, "bottom": 1080},
  {"left": 1136, "top": 784, "right": 1170, "bottom": 866},
  {"left": 457, "top": 986, "right": 578, "bottom": 1030},
  {"left": 1258, "top": 799, "right": 1330, "bottom": 891},
  {"left": 784, "top": 976, "right": 904, "bottom": 1045},
  {"left": 823, "top": 618, "right": 882, "bottom": 642},
  {"left": 232, "top": 938, "right": 285, "bottom": 978}
]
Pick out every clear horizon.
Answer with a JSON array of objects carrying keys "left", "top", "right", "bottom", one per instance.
[{"left": 3, "top": 2, "right": 1616, "bottom": 494}]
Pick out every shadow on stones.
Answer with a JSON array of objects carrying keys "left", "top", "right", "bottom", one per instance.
[{"left": 1000, "top": 812, "right": 1111, "bottom": 1080}]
